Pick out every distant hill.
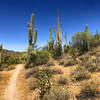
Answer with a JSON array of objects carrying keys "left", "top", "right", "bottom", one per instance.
[{"left": 1, "top": 49, "right": 24, "bottom": 58}]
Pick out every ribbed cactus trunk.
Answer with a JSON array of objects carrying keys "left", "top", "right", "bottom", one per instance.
[
  {"left": 47, "top": 26, "right": 54, "bottom": 56},
  {"left": 65, "top": 32, "right": 67, "bottom": 48},
  {"left": 26, "top": 13, "right": 37, "bottom": 67},
  {"left": 54, "top": 9, "right": 62, "bottom": 56},
  {"left": 27, "top": 13, "right": 37, "bottom": 52}
]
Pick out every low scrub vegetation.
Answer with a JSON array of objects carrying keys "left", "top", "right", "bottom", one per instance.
[
  {"left": 34, "top": 68, "right": 53, "bottom": 99},
  {"left": 76, "top": 81, "right": 100, "bottom": 99},
  {"left": 50, "top": 67, "right": 63, "bottom": 75},
  {"left": 56, "top": 76, "right": 68, "bottom": 85},
  {"left": 71, "top": 66, "right": 91, "bottom": 82},
  {"left": 43, "top": 87, "right": 72, "bottom": 100}
]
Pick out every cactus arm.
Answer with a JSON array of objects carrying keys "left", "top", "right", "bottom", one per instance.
[
  {"left": 31, "top": 13, "right": 34, "bottom": 40},
  {"left": 49, "top": 26, "right": 52, "bottom": 43},
  {"left": 57, "top": 9, "right": 60, "bottom": 33},
  {"left": 60, "top": 23, "right": 62, "bottom": 42},
  {"left": 65, "top": 32, "right": 67, "bottom": 48},
  {"left": 32, "top": 29, "right": 37, "bottom": 45},
  {"left": 54, "top": 26, "right": 58, "bottom": 43}
]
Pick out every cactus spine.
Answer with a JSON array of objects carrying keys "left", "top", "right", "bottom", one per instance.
[
  {"left": 27, "top": 13, "right": 37, "bottom": 52},
  {"left": 65, "top": 32, "right": 67, "bottom": 48},
  {"left": 54, "top": 9, "right": 62, "bottom": 48}
]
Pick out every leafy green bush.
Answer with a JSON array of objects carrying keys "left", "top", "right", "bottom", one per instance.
[
  {"left": 34, "top": 68, "right": 53, "bottom": 99},
  {"left": 43, "top": 87, "right": 71, "bottom": 100},
  {"left": 71, "top": 66, "right": 90, "bottom": 82},
  {"left": 76, "top": 81, "right": 100, "bottom": 99}
]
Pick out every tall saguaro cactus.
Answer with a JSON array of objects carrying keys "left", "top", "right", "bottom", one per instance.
[
  {"left": 54, "top": 10, "right": 62, "bottom": 47},
  {"left": 27, "top": 13, "right": 37, "bottom": 52},
  {"left": 54, "top": 9, "right": 62, "bottom": 55}
]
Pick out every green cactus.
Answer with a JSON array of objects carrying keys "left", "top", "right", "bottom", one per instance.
[
  {"left": 47, "top": 26, "right": 54, "bottom": 55},
  {"left": 54, "top": 9, "right": 62, "bottom": 56},
  {"left": 49, "top": 26, "right": 52, "bottom": 43},
  {"left": 54, "top": 9, "right": 62, "bottom": 47},
  {"left": 0, "top": 44, "right": 2, "bottom": 50},
  {"left": 27, "top": 13, "right": 37, "bottom": 52},
  {"left": 65, "top": 32, "right": 67, "bottom": 48}
]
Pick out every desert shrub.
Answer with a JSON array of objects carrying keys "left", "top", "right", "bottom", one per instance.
[
  {"left": 45, "top": 60, "right": 54, "bottom": 67},
  {"left": 43, "top": 87, "right": 71, "bottom": 100},
  {"left": 5, "top": 65, "right": 15, "bottom": 71},
  {"left": 2, "top": 56, "right": 22, "bottom": 66},
  {"left": 52, "top": 45, "right": 62, "bottom": 59},
  {"left": 36, "top": 50, "right": 49, "bottom": 65},
  {"left": 21, "top": 53, "right": 28, "bottom": 63},
  {"left": 25, "top": 50, "right": 49, "bottom": 68},
  {"left": 59, "top": 59, "right": 64, "bottom": 65},
  {"left": 76, "top": 81, "right": 100, "bottom": 99},
  {"left": 64, "top": 59, "right": 76, "bottom": 67},
  {"left": 50, "top": 67, "right": 63, "bottom": 75},
  {"left": 30, "top": 51, "right": 38, "bottom": 64},
  {"left": 25, "top": 67, "right": 39, "bottom": 79},
  {"left": 29, "top": 79, "right": 38, "bottom": 90},
  {"left": 57, "top": 76, "right": 68, "bottom": 85},
  {"left": 87, "top": 63, "right": 97, "bottom": 73},
  {"left": 34, "top": 68, "right": 53, "bottom": 99},
  {"left": 71, "top": 66, "right": 90, "bottom": 82}
]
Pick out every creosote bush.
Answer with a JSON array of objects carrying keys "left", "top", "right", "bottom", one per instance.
[
  {"left": 43, "top": 87, "right": 72, "bottom": 100},
  {"left": 57, "top": 76, "right": 68, "bottom": 85},
  {"left": 50, "top": 67, "right": 63, "bottom": 75},
  {"left": 76, "top": 81, "right": 100, "bottom": 99},
  {"left": 25, "top": 67, "right": 39, "bottom": 79},
  {"left": 71, "top": 66, "right": 90, "bottom": 82}
]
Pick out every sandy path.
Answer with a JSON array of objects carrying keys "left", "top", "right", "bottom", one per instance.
[{"left": 5, "top": 64, "right": 23, "bottom": 100}]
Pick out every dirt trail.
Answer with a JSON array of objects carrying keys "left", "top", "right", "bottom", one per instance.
[{"left": 5, "top": 64, "right": 23, "bottom": 100}]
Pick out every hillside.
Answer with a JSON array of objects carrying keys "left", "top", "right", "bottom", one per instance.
[
  {"left": 1, "top": 49, "right": 23, "bottom": 58},
  {"left": 24, "top": 45, "right": 100, "bottom": 100}
]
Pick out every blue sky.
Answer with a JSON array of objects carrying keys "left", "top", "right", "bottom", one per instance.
[{"left": 0, "top": 0, "right": 100, "bottom": 51}]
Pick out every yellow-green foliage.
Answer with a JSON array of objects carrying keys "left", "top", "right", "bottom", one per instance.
[{"left": 72, "top": 24, "right": 90, "bottom": 52}]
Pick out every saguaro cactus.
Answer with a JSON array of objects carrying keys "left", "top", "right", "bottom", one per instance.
[
  {"left": 65, "top": 32, "right": 67, "bottom": 48},
  {"left": 47, "top": 26, "right": 54, "bottom": 55},
  {"left": 54, "top": 10, "right": 62, "bottom": 47},
  {"left": 27, "top": 13, "right": 37, "bottom": 52},
  {"left": 54, "top": 9, "right": 62, "bottom": 55}
]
